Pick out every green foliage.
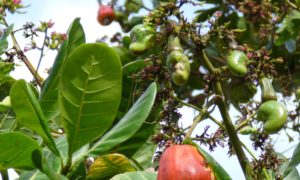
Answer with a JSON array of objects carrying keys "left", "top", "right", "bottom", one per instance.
[
  {"left": 0, "top": 132, "right": 42, "bottom": 170},
  {"left": 59, "top": 43, "right": 122, "bottom": 155},
  {"left": 275, "top": 10, "right": 300, "bottom": 46},
  {"left": 39, "top": 18, "right": 85, "bottom": 125},
  {"left": 87, "top": 154, "right": 136, "bottom": 179},
  {"left": 84, "top": 82, "right": 157, "bottom": 157},
  {"left": 3, "top": 0, "right": 300, "bottom": 179},
  {"left": 111, "top": 171, "right": 157, "bottom": 180},
  {"left": 10, "top": 80, "right": 60, "bottom": 156}
]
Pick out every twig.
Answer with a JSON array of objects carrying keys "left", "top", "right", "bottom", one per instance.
[
  {"left": 185, "top": 107, "right": 207, "bottom": 139},
  {"left": 3, "top": 18, "right": 43, "bottom": 86},
  {"left": 200, "top": 49, "right": 253, "bottom": 179}
]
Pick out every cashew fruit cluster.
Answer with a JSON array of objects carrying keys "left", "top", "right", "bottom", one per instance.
[
  {"left": 259, "top": 77, "right": 277, "bottom": 102},
  {"left": 97, "top": 5, "right": 115, "bottom": 26},
  {"left": 129, "top": 24, "right": 155, "bottom": 55},
  {"left": 227, "top": 50, "right": 249, "bottom": 77},
  {"left": 157, "top": 145, "right": 215, "bottom": 180},
  {"left": 166, "top": 36, "right": 190, "bottom": 86}
]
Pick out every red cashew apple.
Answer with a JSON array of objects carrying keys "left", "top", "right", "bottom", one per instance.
[
  {"left": 97, "top": 5, "right": 115, "bottom": 26},
  {"left": 157, "top": 145, "right": 215, "bottom": 180}
]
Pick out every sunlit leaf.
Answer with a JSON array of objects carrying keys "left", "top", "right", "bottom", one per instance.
[
  {"left": 59, "top": 43, "right": 122, "bottom": 155},
  {"left": 87, "top": 154, "right": 136, "bottom": 180}
]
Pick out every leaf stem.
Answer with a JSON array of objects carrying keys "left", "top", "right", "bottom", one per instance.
[{"left": 3, "top": 18, "right": 43, "bottom": 86}]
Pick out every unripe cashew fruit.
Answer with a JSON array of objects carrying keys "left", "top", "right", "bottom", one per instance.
[
  {"left": 129, "top": 24, "right": 155, "bottom": 55},
  {"left": 257, "top": 100, "right": 287, "bottom": 134},
  {"left": 157, "top": 145, "right": 215, "bottom": 180},
  {"left": 227, "top": 50, "right": 249, "bottom": 77},
  {"left": 259, "top": 77, "right": 277, "bottom": 102},
  {"left": 167, "top": 50, "right": 190, "bottom": 86},
  {"left": 296, "top": 88, "right": 300, "bottom": 100},
  {"left": 167, "top": 36, "right": 183, "bottom": 53},
  {"left": 97, "top": 5, "right": 115, "bottom": 26}
]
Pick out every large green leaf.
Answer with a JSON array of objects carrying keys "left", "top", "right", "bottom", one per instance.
[
  {"left": 284, "top": 143, "right": 300, "bottom": 177},
  {"left": 85, "top": 82, "right": 157, "bottom": 157},
  {"left": 0, "top": 132, "right": 42, "bottom": 170},
  {"left": 10, "top": 80, "right": 59, "bottom": 156},
  {"left": 111, "top": 171, "right": 157, "bottom": 180},
  {"left": 87, "top": 154, "right": 136, "bottom": 180},
  {"left": 59, "top": 43, "right": 122, "bottom": 155},
  {"left": 40, "top": 18, "right": 85, "bottom": 124}
]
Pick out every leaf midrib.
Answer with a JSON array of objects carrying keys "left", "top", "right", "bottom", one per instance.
[{"left": 70, "top": 48, "right": 96, "bottom": 154}]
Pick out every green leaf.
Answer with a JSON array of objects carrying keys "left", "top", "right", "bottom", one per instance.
[
  {"left": 111, "top": 171, "right": 157, "bottom": 180},
  {"left": 0, "top": 61, "right": 14, "bottom": 77},
  {"left": 59, "top": 43, "right": 122, "bottom": 155},
  {"left": 0, "top": 24, "right": 13, "bottom": 55},
  {"left": 87, "top": 154, "right": 136, "bottom": 180},
  {"left": 117, "top": 60, "right": 148, "bottom": 119},
  {"left": 125, "top": 0, "right": 143, "bottom": 13},
  {"left": 10, "top": 80, "right": 60, "bottom": 156},
  {"left": 0, "top": 132, "right": 42, "bottom": 170},
  {"left": 85, "top": 82, "right": 157, "bottom": 157},
  {"left": 183, "top": 140, "right": 232, "bottom": 180},
  {"left": 275, "top": 10, "right": 300, "bottom": 46},
  {"left": 131, "top": 136, "right": 158, "bottom": 169},
  {"left": 40, "top": 18, "right": 85, "bottom": 124},
  {"left": 198, "top": 146, "right": 231, "bottom": 180},
  {"left": 19, "top": 170, "right": 49, "bottom": 180},
  {"left": 283, "top": 143, "right": 300, "bottom": 177}
]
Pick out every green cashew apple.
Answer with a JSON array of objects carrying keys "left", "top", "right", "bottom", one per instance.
[
  {"left": 167, "top": 50, "right": 190, "bottom": 86},
  {"left": 227, "top": 50, "right": 249, "bottom": 77},
  {"left": 167, "top": 36, "right": 183, "bottom": 53},
  {"left": 129, "top": 24, "right": 155, "bottom": 55},
  {"left": 257, "top": 100, "right": 287, "bottom": 134},
  {"left": 259, "top": 77, "right": 277, "bottom": 102},
  {"left": 296, "top": 88, "right": 300, "bottom": 100}
]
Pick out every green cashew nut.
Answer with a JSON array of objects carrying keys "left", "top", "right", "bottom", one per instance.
[
  {"left": 166, "top": 50, "right": 190, "bottom": 86},
  {"left": 259, "top": 77, "right": 277, "bottom": 102},
  {"left": 227, "top": 50, "right": 249, "bottom": 77},
  {"left": 129, "top": 24, "right": 155, "bottom": 55},
  {"left": 257, "top": 100, "right": 287, "bottom": 134}
]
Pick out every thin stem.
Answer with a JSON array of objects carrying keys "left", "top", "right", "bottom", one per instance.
[
  {"left": 34, "top": 28, "right": 47, "bottom": 82},
  {"left": 200, "top": 49, "right": 253, "bottom": 179},
  {"left": 3, "top": 19, "right": 43, "bottom": 86},
  {"left": 173, "top": 94, "right": 202, "bottom": 112},
  {"left": 207, "top": 114, "right": 225, "bottom": 129},
  {"left": 0, "top": 169, "right": 9, "bottom": 180},
  {"left": 185, "top": 108, "right": 208, "bottom": 139},
  {"left": 236, "top": 112, "right": 257, "bottom": 131},
  {"left": 241, "top": 141, "right": 257, "bottom": 161}
]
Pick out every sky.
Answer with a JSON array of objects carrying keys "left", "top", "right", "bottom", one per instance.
[{"left": 3, "top": 0, "right": 300, "bottom": 180}]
